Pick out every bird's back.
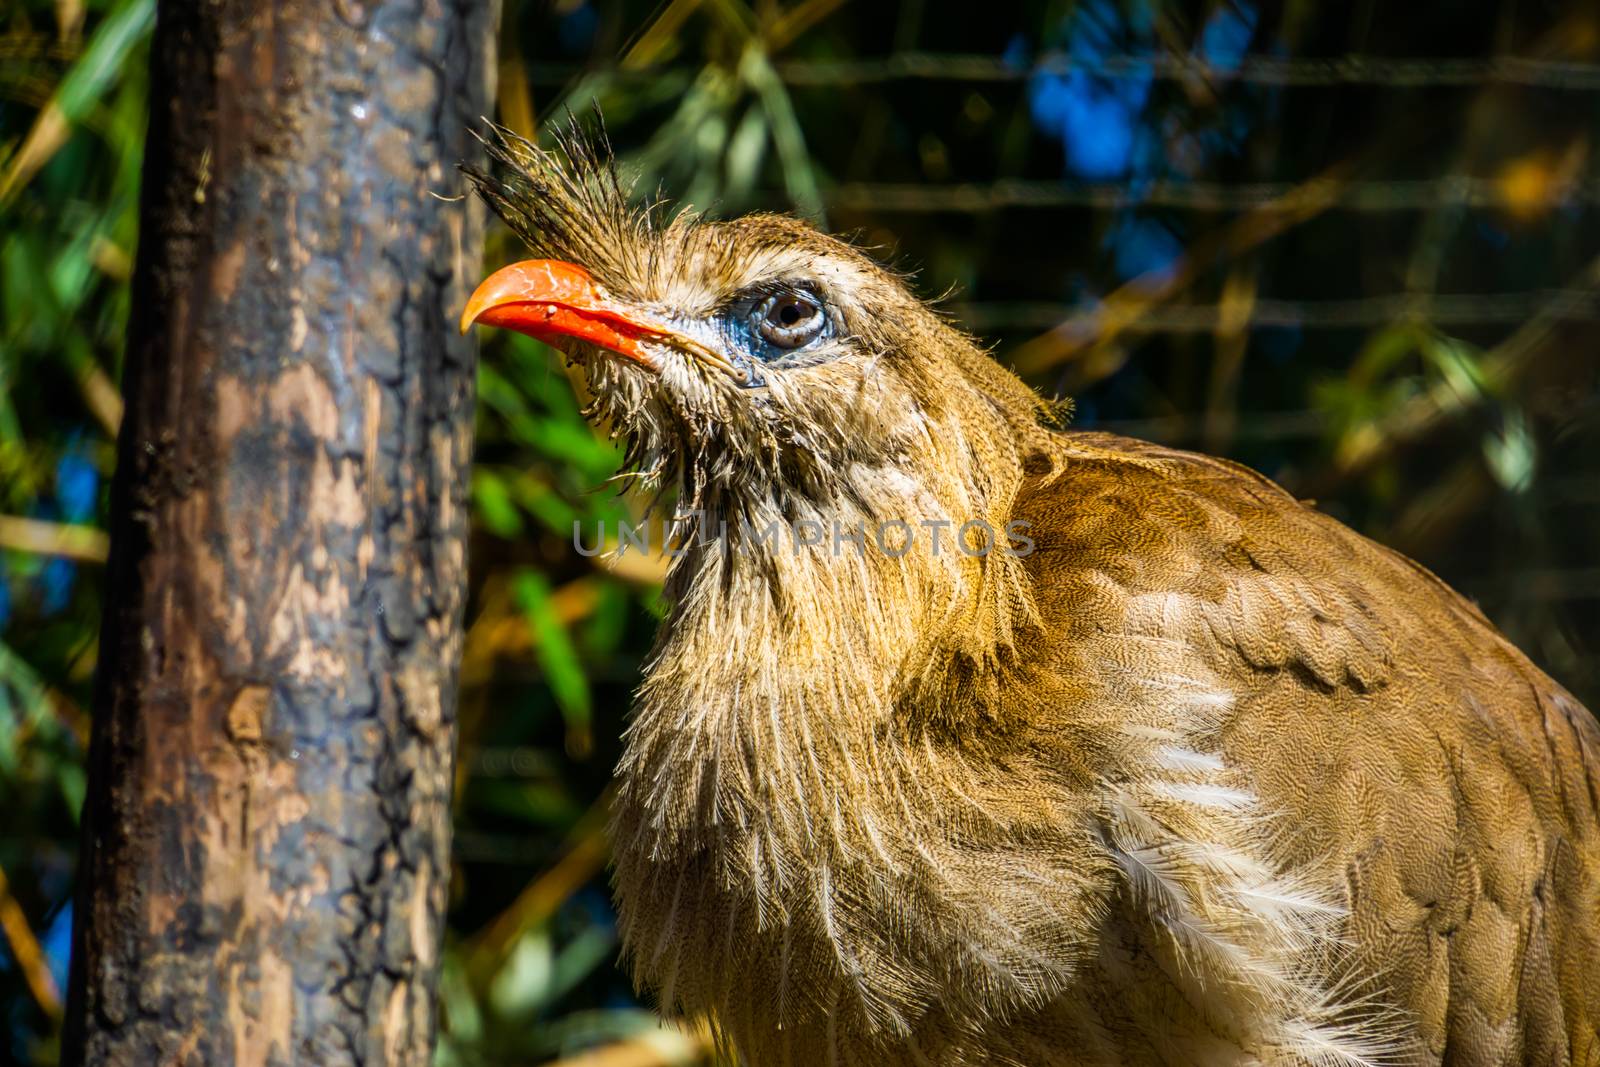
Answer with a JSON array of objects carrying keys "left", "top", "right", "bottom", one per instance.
[{"left": 1017, "top": 431, "right": 1600, "bottom": 1065}]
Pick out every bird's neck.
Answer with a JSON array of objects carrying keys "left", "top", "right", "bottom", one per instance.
[
  {"left": 606, "top": 391, "right": 1079, "bottom": 1028},
  {"left": 619, "top": 408, "right": 1039, "bottom": 834}
]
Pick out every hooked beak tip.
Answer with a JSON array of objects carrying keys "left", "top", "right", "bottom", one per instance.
[
  {"left": 458, "top": 259, "right": 654, "bottom": 364},
  {"left": 461, "top": 260, "right": 549, "bottom": 335}
]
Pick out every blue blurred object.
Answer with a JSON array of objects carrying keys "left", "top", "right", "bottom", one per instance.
[
  {"left": 42, "top": 903, "right": 71, "bottom": 1000},
  {"left": 55, "top": 447, "right": 98, "bottom": 524},
  {"left": 1255, "top": 323, "right": 1304, "bottom": 364},
  {"left": 1105, "top": 215, "right": 1182, "bottom": 284},
  {"left": 1198, "top": 2, "right": 1258, "bottom": 74},
  {"left": 1028, "top": 0, "right": 1155, "bottom": 179},
  {"left": 572, "top": 886, "right": 617, "bottom": 930},
  {"left": 1002, "top": 33, "right": 1029, "bottom": 71},
  {"left": 1476, "top": 220, "right": 1511, "bottom": 249},
  {"left": 39, "top": 557, "right": 76, "bottom": 615},
  {"left": 557, "top": 2, "right": 598, "bottom": 54}
]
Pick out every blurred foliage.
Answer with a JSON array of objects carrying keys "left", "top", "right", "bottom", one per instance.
[{"left": 2, "top": 0, "right": 1599, "bottom": 1064}]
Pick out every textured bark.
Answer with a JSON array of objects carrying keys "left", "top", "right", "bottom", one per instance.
[{"left": 63, "top": 1, "right": 494, "bottom": 1063}]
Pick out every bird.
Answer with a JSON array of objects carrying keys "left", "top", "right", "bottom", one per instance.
[{"left": 460, "top": 124, "right": 1600, "bottom": 1067}]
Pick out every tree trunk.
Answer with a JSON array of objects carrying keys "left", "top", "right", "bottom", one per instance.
[{"left": 63, "top": 1, "right": 494, "bottom": 1063}]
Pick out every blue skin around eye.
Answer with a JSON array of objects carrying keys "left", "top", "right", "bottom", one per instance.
[{"left": 715, "top": 297, "right": 834, "bottom": 388}]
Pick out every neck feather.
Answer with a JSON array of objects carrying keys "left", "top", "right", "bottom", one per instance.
[{"left": 608, "top": 381, "right": 1097, "bottom": 1032}]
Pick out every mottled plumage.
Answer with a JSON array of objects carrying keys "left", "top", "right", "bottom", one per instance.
[{"left": 464, "top": 124, "right": 1600, "bottom": 1066}]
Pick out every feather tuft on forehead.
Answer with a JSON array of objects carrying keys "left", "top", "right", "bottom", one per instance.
[{"left": 462, "top": 116, "right": 671, "bottom": 298}]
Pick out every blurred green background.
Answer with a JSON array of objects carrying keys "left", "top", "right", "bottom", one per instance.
[{"left": 2, "top": 0, "right": 1598, "bottom": 1063}]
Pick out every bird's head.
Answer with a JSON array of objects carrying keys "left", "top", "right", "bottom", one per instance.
[{"left": 462, "top": 123, "right": 1056, "bottom": 532}]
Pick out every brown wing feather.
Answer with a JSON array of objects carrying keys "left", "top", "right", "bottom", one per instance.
[{"left": 1018, "top": 431, "right": 1600, "bottom": 1064}]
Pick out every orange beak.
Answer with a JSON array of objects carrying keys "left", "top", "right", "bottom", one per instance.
[
  {"left": 460, "top": 259, "right": 746, "bottom": 381},
  {"left": 459, "top": 259, "right": 660, "bottom": 368}
]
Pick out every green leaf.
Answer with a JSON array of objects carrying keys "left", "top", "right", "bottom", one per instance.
[
  {"left": 505, "top": 334, "right": 580, "bottom": 416},
  {"left": 739, "top": 43, "right": 824, "bottom": 221},
  {"left": 508, "top": 470, "right": 581, "bottom": 536},
  {"left": 1347, "top": 321, "right": 1427, "bottom": 388},
  {"left": 579, "top": 581, "right": 629, "bottom": 658},
  {"left": 471, "top": 468, "right": 525, "bottom": 539},
  {"left": 52, "top": 0, "right": 156, "bottom": 125},
  {"left": 724, "top": 103, "right": 770, "bottom": 203},
  {"left": 0, "top": 639, "right": 55, "bottom": 778},
  {"left": 476, "top": 362, "right": 530, "bottom": 421},
  {"left": 435, "top": 952, "right": 484, "bottom": 1058},
  {"left": 1483, "top": 407, "right": 1537, "bottom": 493},
  {"left": 1421, "top": 332, "right": 1491, "bottom": 403},
  {"left": 511, "top": 570, "right": 592, "bottom": 756},
  {"left": 522, "top": 416, "right": 621, "bottom": 479},
  {"left": 471, "top": 780, "right": 583, "bottom": 826},
  {"left": 58, "top": 761, "right": 86, "bottom": 823},
  {"left": 489, "top": 928, "right": 554, "bottom": 1019},
  {"left": 545, "top": 925, "right": 617, "bottom": 1007}
]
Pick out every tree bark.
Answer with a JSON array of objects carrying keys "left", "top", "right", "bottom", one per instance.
[{"left": 63, "top": 1, "right": 494, "bottom": 1063}]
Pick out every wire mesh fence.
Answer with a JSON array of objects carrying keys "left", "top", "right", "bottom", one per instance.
[{"left": 526, "top": 51, "right": 1600, "bottom": 89}]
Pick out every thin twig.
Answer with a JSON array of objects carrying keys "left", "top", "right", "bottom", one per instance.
[
  {"left": 459, "top": 577, "right": 600, "bottom": 688},
  {"left": 827, "top": 175, "right": 1600, "bottom": 214},
  {"left": 465, "top": 791, "right": 614, "bottom": 987},
  {"left": 765, "top": 0, "right": 848, "bottom": 52},
  {"left": 1005, "top": 163, "right": 1353, "bottom": 376},
  {"left": 545, "top": 1021, "right": 711, "bottom": 1067},
  {"left": 0, "top": 514, "right": 110, "bottom": 562},
  {"left": 951, "top": 289, "right": 1600, "bottom": 334},
  {"left": 0, "top": 864, "right": 62, "bottom": 1021},
  {"left": 1312, "top": 251, "right": 1600, "bottom": 494},
  {"left": 518, "top": 51, "right": 1600, "bottom": 90}
]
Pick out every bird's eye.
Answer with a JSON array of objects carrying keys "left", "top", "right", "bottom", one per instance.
[{"left": 754, "top": 292, "right": 825, "bottom": 349}]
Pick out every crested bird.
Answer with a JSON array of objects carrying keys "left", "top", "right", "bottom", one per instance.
[{"left": 461, "top": 126, "right": 1600, "bottom": 1067}]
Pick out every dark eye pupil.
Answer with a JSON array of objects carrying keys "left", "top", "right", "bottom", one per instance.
[{"left": 752, "top": 291, "right": 826, "bottom": 350}]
